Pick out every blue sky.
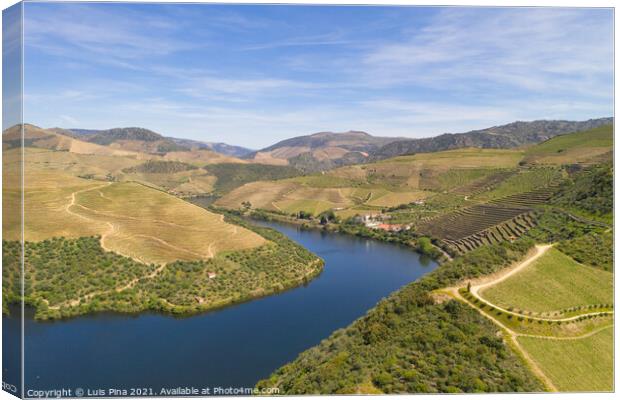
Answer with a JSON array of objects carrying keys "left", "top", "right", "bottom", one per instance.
[{"left": 20, "top": 3, "right": 613, "bottom": 148}]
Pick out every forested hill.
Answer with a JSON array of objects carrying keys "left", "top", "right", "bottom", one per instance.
[
  {"left": 245, "top": 130, "right": 402, "bottom": 172},
  {"left": 371, "top": 118, "right": 613, "bottom": 160},
  {"left": 68, "top": 127, "right": 166, "bottom": 144}
]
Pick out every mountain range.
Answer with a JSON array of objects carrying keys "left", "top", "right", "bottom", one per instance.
[
  {"left": 63, "top": 127, "right": 253, "bottom": 157},
  {"left": 371, "top": 118, "right": 613, "bottom": 160},
  {"left": 7, "top": 117, "right": 612, "bottom": 172},
  {"left": 165, "top": 137, "right": 253, "bottom": 158},
  {"left": 242, "top": 118, "right": 613, "bottom": 171},
  {"left": 245, "top": 130, "right": 402, "bottom": 172}
]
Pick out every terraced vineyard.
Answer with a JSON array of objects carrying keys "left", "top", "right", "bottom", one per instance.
[
  {"left": 451, "top": 169, "right": 517, "bottom": 196},
  {"left": 419, "top": 184, "right": 559, "bottom": 254},
  {"left": 490, "top": 187, "right": 558, "bottom": 208},
  {"left": 445, "top": 212, "right": 538, "bottom": 253}
]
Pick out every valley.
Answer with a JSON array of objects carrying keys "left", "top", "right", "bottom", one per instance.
[
  {"left": 2, "top": 119, "right": 614, "bottom": 393},
  {"left": 2, "top": 126, "right": 323, "bottom": 319},
  {"left": 3, "top": 3, "right": 613, "bottom": 397}
]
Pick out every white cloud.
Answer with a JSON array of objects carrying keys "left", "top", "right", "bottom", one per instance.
[
  {"left": 358, "top": 8, "right": 613, "bottom": 99},
  {"left": 24, "top": 3, "right": 199, "bottom": 66},
  {"left": 21, "top": 5, "right": 613, "bottom": 147},
  {"left": 59, "top": 115, "right": 79, "bottom": 126}
]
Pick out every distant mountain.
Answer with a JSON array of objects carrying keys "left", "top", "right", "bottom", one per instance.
[
  {"left": 61, "top": 127, "right": 188, "bottom": 154},
  {"left": 4, "top": 124, "right": 142, "bottom": 157},
  {"left": 66, "top": 128, "right": 105, "bottom": 136},
  {"left": 247, "top": 130, "right": 402, "bottom": 172},
  {"left": 166, "top": 137, "right": 254, "bottom": 158},
  {"left": 371, "top": 118, "right": 613, "bottom": 160},
  {"left": 63, "top": 128, "right": 252, "bottom": 158}
]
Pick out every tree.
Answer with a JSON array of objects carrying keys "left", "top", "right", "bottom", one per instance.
[
  {"left": 317, "top": 210, "right": 338, "bottom": 225},
  {"left": 417, "top": 237, "right": 434, "bottom": 256},
  {"left": 298, "top": 210, "right": 313, "bottom": 220}
]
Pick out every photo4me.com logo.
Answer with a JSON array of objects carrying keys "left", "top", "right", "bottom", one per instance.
[{"left": 22, "top": 386, "right": 280, "bottom": 398}]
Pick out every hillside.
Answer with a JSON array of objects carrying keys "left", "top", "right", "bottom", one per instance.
[
  {"left": 522, "top": 124, "right": 613, "bottom": 166},
  {"left": 68, "top": 127, "right": 253, "bottom": 157},
  {"left": 64, "top": 127, "right": 190, "bottom": 154},
  {"left": 122, "top": 160, "right": 198, "bottom": 174},
  {"left": 219, "top": 125, "right": 612, "bottom": 255},
  {"left": 2, "top": 142, "right": 324, "bottom": 320},
  {"left": 4, "top": 124, "right": 143, "bottom": 157},
  {"left": 256, "top": 240, "right": 544, "bottom": 393},
  {"left": 372, "top": 118, "right": 613, "bottom": 160},
  {"left": 216, "top": 148, "right": 526, "bottom": 216},
  {"left": 5, "top": 161, "right": 266, "bottom": 264},
  {"left": 204, "top": 163, "right": 301, "bottom": 195},
  {"left": 3, "top": 218, "right": 323, "bottom": 320},
  {"left": 552, "top": 162, "right": 613, "bottom": 221},
  {"left": 254, "top": 133, "right": 613, "bottom": 393},
  {"left": 247, "top": 130, "right": 402, "bottom": 172},
  {"left": 2, "top": 125, "right": 260, "bottom": 198}
]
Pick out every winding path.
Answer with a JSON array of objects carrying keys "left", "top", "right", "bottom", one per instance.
[
  {"left": 471, "top": 244, "right": 553, "bottom": 295},
  {"left": 49, "top": 181, "right": 244, "bottom": 310},
  {"left": 439, "top": 244, "right": 614, "bottom": 392},
  {"left": 64, "top": 182, "right": 117, "bottom": 254}
]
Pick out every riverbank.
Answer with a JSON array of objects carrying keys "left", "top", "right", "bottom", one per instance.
[
  {"left": 212, "top": 206, "right": 451, "bottom": 264},
  {"left": 8, "top": 219, "right": 436, "bottom": 393},
  {"left": 256, "top": 234, "right": 541, "bottom": 394},
  {"left": 3, "top": 218, "right": 324, "bottom": 321},
  {"left": 254, "top": 190, "right": 614, "bottom": 394}
]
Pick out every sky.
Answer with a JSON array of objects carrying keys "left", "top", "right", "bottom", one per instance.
[{"left": 16, "top": 3, "right": 614, "bottom": 148}]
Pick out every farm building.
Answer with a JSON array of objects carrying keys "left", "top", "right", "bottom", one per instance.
[{"left": 375, "top": 223, "right": 410, "bottom": 232}]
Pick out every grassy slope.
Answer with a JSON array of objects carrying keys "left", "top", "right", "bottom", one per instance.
[
  {"left": 383, "top": 148, "right": 524, "bottom": 168},
  {"left": 518, "top": 327, "right": 613, "bottom": 392},
  {"left": 422, "top": 168, "right": 508, "bottom": 193},
  {"left": 523, "top": 124, "right": 613, "bottom": 165},
  {"left": 74, "top": 181, "right": 265, "bottom": 264},
  {"left": 14, "top": 161, "right": 265, "bottom": 264},
  {"left": 481, "top": 248, "right": 613, "bottom": 313}
]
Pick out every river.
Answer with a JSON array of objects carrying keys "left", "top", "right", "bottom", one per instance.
[{"left": 3, "top": 221, "right": 437, "bottom": 396}]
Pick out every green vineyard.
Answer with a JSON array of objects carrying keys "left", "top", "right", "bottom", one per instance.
[
  {"left": 419, "top": 184, "right": 560, "bottom": 254},
  {"left": 443, "top": 212, "right": 538, "bottom": 253},
  {"left": 490, "top": 185, "right": 560, "bottom": 208},
  {"left": 451, "top": 170, "right": 517, "bottom": 196}
]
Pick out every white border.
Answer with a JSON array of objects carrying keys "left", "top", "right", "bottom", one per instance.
[{"left": 0, "top": 2, "right": 616, "bottom": 400}]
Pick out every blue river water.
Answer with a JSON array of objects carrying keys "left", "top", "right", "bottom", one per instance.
[{"left": 3, "top": 221, "right": 436, "bottom": 396}]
